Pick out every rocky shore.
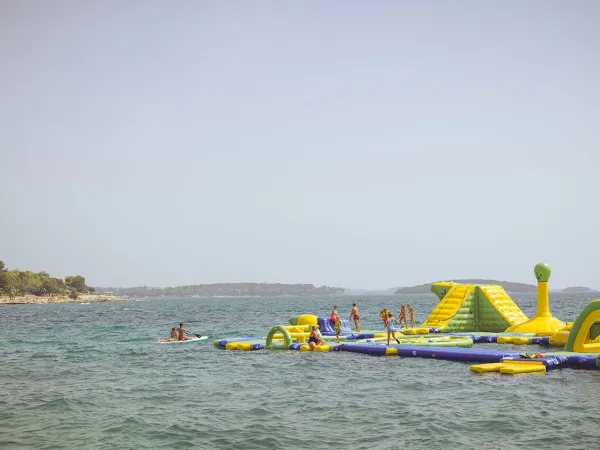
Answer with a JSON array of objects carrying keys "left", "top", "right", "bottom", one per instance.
[{"left": 0, "top": 294, "right": 130, "bottom": 305}]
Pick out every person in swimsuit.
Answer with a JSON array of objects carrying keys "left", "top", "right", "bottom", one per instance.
[
  {"left": 349, "top": 303, "right": 361, "bottom": 332},
  {"left": 177, "top": 322, "right": 192, "bottom": 341},
  {"left": 330, "top": 304, "right": 338, "bottom": 324},
  {"left": 407, "top": 304, "right": 416, "bottom": 328},
  {"left": 308, "top": 325, "right": 324, "bottom": 349},
  {"left": 399, "top": 305, "right": 408, "bottom": 329},
  {"left": 380, "top": 308, "right": 390, "bottom": 328},
  {"left": 315, "top": 323, "right": 323, "bottom": 340},
  {"left": 334, "top": 313, "right": 342, "bottom": 344},
  {"left": 157, "top": 327, "right": 178, "bottom": 342},
  {"left": 386, "top": 312, "right": 401, "bottom": 345}
]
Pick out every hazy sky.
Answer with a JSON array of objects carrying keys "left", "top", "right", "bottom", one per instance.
[{"left": 1, "top": 1, "right": 599, "bottom": 289}]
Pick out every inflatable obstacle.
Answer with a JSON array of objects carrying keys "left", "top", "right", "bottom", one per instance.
[
  {"left": 421, "top": 284, "right": 528, "bottom": 332},
  {"left": 471, "top": 355, "right": 569, "bottom": 374},
  {"left": 430, "top": 281, "right": 456, "bottom": 300},
  {"left": 317, "top": 316, "right": 353, "bottom": 335},
  {"left": 214, "top": 262, "right": 600, "bottom": 375},
  {"left": 564, "top": 299, "right": 600, "bottom": 353},
  {"left": 506, "top": 263, "right": 565, "bottom": 334}
]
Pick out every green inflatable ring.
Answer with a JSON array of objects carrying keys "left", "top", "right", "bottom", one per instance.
[{"left": 266, "top": 325, "right": 293, "bottom": 349}]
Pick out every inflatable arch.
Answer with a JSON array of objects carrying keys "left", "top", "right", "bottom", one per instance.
[
  {"left": 265, "top": 325, "right": 293, "bottom": 349},
  {"left": 564, "top": 299, "right": 600, "bottom": 353}
]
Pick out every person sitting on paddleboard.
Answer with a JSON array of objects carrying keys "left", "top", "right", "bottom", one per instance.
[
  {"left": 157, "top": 328, "right": 179, "bottom": 343},
  {"left": 178, "top": 323, "right": 193, "bottom": 341}
]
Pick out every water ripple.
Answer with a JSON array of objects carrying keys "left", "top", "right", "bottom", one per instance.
[{"left": 1, "top": 294, "right": 599, "bottom": 449}]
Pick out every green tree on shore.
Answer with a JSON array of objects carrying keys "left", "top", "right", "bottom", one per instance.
[
  {"left": 0, "top": 260, "right": 7, "bottom": 294},
  {"left": 65, "top": 275, "right": 88, "bottom": 293},
  {"left": 0, "top": 259, "right": 93, "bottom": 297}
]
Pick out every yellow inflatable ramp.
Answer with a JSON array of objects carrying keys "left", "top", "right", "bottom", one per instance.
[
  {"left": 424, "top": 283, "right": 529, "bottom": 332},
  {"left": 471, "top": 360, "right": 546, "bottom": 374},
  {"left": 422, "top": 285, "right": 474, "bottom": 329},
  {"left": 478, "top": 285, "right": 528, "bottom": 330}
]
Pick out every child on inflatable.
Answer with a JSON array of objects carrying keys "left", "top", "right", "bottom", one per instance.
[
  {"left": 334, "top": 313, "right": 342, "bottom": 344},
  {"left": 386, "top": 312, "right": 401, "bottom": 345}
]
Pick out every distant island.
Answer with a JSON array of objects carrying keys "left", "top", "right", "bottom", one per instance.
[
  {"left": 5, "top": 255, "right": 595, "bottom": 302},
  {"left": 395, "top": 279, "right": 537, "bottom": 294},
  {"left": 95, "top": 283, "right": 345, "bottom": 298},
  {"left": 344, "top": 287, "right": 402, "bottom": 296},
  {"left": 561, "top": 286, "right": 599, "bottom": 293}
]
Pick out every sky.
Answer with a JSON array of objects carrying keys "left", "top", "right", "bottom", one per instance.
[{"left": 1, "top": 1, "right": 599, "bottom": 290}]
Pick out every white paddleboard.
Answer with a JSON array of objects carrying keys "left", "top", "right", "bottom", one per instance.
[{"left": 157, "top": 336, "right": 208, "bottom": 344}]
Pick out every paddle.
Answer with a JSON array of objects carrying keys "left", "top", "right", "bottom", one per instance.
[{"left": 193, "top": 333, "right": 203, "bottom": 338}]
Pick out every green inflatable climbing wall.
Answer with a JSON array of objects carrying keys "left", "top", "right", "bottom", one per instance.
[{"left": 422, "top": 283, "right": 529, "bottom": 332}]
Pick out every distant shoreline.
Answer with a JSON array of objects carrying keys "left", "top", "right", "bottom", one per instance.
[
  {"left": 0, "top": 294, "right": 128, "bottom": 305},
  {"left": 3, "top": 288, "right": 596, "bottom": 305}
]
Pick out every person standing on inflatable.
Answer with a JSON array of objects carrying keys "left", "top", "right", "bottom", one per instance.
[
  {"left": 349, "top": 303, "right": 361, "bottom": 332},
  {"left": 330, "top": 304, "right": 338, "bottom": 324},
  {"left": 380, "top": 308, "right": 390, "bottom": 328},
  {"left": 399, "top": 305, "right": 408, "bottom": 329},
  {"left": 386, "top": 312, "right": 401, "bottom": 345},
  {"left": 334, "top": 313, "right": 343, "bottom": 344},
  {"left": 407, "top": 304, "right": 416, "bottom": 328}
]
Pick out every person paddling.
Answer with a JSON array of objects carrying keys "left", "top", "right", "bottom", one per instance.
[{"left": 177, "top": 323, "right": 193, "bottom": 341}]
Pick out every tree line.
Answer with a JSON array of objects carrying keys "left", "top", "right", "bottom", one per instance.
[{"left": 0, "top": 260, "right": 94, "bottom": 299}]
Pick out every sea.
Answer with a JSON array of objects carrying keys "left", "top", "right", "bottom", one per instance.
[{"left": 1, "top": 292, "right": 599, "bottom": 450}]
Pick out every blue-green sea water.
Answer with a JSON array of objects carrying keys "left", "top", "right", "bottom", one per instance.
[{"left": 1, "top": 293, "right": 600, "bottom": 450}]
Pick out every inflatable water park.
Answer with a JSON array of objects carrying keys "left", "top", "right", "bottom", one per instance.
[{"left": 215, "top": 263, "right": 600, "bottom": 375}]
